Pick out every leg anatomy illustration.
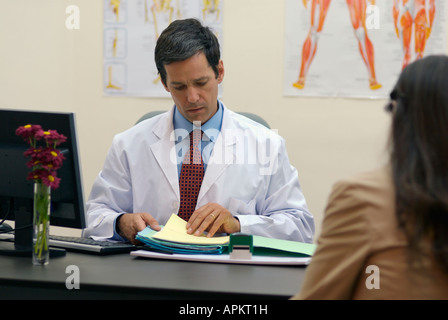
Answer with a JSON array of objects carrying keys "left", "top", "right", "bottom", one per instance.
[
  {"left": 346, "top": 0, "right": 382, "bottom": 90},
  {"left": 393, "top": 0, "right": 436, "bottom": 69},
  {"left": 293, "top": 0, "right": 332, "bottom": 90}
]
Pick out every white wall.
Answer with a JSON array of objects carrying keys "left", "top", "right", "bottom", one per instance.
[{"left": 1, "top": 0, "right": 447, "bottom": 239}]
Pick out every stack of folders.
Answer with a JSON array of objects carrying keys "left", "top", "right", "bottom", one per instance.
[
  {"left": 136, "top": 214, "right": 316, "bottom": 257},
  {"left": 136, "top": 214, "right": 229, "bottom": 254}
]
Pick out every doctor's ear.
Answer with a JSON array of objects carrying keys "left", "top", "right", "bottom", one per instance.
[{"left": 216, "top": 60, "right": 224, "bottom": 84}]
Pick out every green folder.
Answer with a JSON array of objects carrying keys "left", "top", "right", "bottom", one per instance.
[{"left": 252, "top": 235, "right": 315, "bottom": 257}]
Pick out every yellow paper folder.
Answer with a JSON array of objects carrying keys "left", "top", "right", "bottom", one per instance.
[{"left": 152, "top": 214, "right": 229, "bottom": 245}]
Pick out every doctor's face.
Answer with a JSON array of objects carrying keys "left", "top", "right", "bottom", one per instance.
[{"left": 163, "top": 52, "right": 224, "bottom": 124}]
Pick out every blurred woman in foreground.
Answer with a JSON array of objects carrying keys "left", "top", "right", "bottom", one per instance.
[{"left": 294, "top": 55, "right": 448, "bottom": 299}]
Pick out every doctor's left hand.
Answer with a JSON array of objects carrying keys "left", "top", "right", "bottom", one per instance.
[{"left": 186, "top": 203, "right": 241, "bottom": 238}]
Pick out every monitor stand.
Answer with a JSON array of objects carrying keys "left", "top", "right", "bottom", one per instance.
[{"left": 0, "top": 203, "right": 65, "bottom": 258}]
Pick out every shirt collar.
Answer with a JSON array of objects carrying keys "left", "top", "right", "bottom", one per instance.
[{"left": 173, "top": 101, "right": 223, "bottom": 143}]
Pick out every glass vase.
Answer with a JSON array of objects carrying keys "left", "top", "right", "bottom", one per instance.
[{"left": 33, "top": 182, "right": 51, "bottom": 266}]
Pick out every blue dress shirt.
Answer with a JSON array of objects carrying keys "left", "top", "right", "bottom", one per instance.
[{"left": 173, "top": 101, "right": 223, "bottom": 178}]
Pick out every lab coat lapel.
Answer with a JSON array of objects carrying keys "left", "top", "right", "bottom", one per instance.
[
  {"left": 198, "top": 108, "right": 238, "bottom": 202},
  {"left": 150, "top": 108, "right": 180, "bottom": 199}
]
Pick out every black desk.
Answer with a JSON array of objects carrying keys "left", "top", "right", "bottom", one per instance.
[{"left": 0, "top": 251, "right": 305, "bottom": 299}]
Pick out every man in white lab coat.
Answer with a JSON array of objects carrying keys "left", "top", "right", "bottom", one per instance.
[{"left": 83, "top": 19, "right": 314, "bottom": 244}]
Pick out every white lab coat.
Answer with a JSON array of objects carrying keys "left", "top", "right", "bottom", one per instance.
[{"left": 83, "top": 104, "right": 314, "bottom": 242}]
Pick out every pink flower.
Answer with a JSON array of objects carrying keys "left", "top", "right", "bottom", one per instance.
[
  {"left": 40, "top": 148, "right": 65, "bottom": 170},
  {"left": 27, "top": 169, "right": 61, "bottom": 189},
  {"left": 24, "top": 146, "right": 43, "bottom": 158},
  {"left": 27, "top": 169, "right": 46, "bottom": 181},
  {"left": 41, "top": 171, "right": 61, "bottom": 189},
  {"left": 36, "top": 129, "right": 67, "bottom": 146},
  {"left": 24, "top": 147, "right": 43, "bottom": 168},
  {"left": 15, "top": 124, "right": 43, "bottom": 142},
  {"left": 17, "top": 124, "right": 66, "bottom": 190}
]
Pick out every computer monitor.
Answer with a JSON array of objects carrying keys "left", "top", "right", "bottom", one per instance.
[{"left": 0, "top": 109, "right": 86, "bottom": 255}]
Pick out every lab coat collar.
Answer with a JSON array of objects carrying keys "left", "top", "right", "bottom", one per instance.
[{"left": 149, "top": 103, "right": 240, "bottom": 204}]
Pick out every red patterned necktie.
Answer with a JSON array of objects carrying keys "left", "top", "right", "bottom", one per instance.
[{"left": 178, "top": 129, "right": 204, "bottom": 221}]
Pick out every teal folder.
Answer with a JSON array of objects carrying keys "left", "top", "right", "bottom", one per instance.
[{"left": 136, "top": 227, "right": 226, "bottom": 255}]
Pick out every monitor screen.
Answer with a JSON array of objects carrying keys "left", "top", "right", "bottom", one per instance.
[{"left": 0, "top": 109, "right": 86, "bottom": 232}]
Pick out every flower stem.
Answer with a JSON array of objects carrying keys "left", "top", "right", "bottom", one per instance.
[{"left": 33, "top": 182, "right": 50, "bottom": 263}]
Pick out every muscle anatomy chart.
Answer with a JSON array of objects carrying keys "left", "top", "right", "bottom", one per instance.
[
  {"left": 103, "top": 0, "right": 223, "bottom": 97},
  {"left": 284, "top": 0, "right": 446, "bottom": 99},
  {"left": 393, "top": 0, "right": 436, "bottom": 69}
]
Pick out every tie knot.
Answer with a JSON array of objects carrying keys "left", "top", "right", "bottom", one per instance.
[{"left": 190, "top": 129, "right": 203, "bottom": 146}]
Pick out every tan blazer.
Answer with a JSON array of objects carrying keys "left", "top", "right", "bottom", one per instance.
[{"left": 293, "top": 166, "right": 448, "bottom": 299}]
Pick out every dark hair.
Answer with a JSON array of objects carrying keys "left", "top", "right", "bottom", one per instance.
[
  {"left": 389, "top": 55, "right": 448, "bottom": 273},
  {"left": 154, "top": 18, "right": 221, "bottom": 86}
]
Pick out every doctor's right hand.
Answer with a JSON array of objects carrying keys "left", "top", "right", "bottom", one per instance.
[{"left": 116, "top": 212, "right": 161, "bottom": 244}]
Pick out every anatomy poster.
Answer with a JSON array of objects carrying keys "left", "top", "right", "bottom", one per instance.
[
  {"left": 284, "top": 0, "right": 447, "bottom": 99},
  {"left": 103, "top": 0, "right": 223, "bottom": 97}
]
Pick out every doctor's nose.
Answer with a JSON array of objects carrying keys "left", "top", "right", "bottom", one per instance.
[{"left": 187, "top": 87, "right": 200, "bottom": 104}]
